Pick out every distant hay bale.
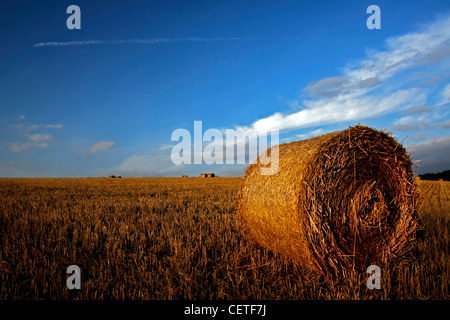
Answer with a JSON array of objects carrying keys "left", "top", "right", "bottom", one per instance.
[
  {"left": 238, "top": 125, "right": 419, "bottom": 275},
  {"left": 200, "top": 173, "right": 216, "bottom": 177},
  {"left": 200, "top": 173, "right": 216, "bottom": 178},
  {"left": 439, "top": 178, "right": 444, "bottom": 182},
  {"left": 108, "top": 175, "right": 116, "bottom": 179},
  {"left": 182, "top": 175, "right": 188, "bottom": 178}
]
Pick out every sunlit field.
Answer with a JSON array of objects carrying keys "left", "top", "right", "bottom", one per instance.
[{"left": 0, "top": 178, "right": 448, "bottom": 299}]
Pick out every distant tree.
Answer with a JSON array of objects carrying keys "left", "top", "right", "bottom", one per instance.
[{"left": 418, "top": 170, "right": 450, "bottom": 181}]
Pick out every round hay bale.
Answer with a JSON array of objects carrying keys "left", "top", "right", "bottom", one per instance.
[{"left": 238, "top": 125, "right": 419, "bottom": 274}]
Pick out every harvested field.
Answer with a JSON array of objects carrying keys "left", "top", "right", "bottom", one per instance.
[{"left": 0, "top": 177, "right": 448, "bottom": 299}]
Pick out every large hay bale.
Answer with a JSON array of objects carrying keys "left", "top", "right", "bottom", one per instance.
[{"left": 238, "top": 125, "right": 419, "bottom": 274}]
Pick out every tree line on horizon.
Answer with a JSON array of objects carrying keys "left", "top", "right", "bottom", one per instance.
[{"left": 418, "top": 170, "right": 450, "bottom": 181}]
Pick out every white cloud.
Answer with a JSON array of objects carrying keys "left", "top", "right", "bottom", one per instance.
[
  {"left": 25, "top": 134, "right": 53, "bottom": 142},
  {"left": 234, "top": 15, "right": 450, "bottom": 138},
  {"left": 10, "top": 142, "right": 49, "bottom": 152},
  {"left": 346, "top": 16, "right": 450, "bottom": 83},
  {"left": 9, "top": 122, "right": 63, "bottom": 131},
  {"left": 441, "top": 83, "right": 450, "bottom": 104},
  {"left": 44, "top": 124, "right": 63, "bottom": 129},
  {"left": 296, "top": 128, "right": 328, "bottom": 140},
  {"left": 88, "top": 141, "right": 115, "bottom": 153},
  {"left": 242, "top": 89, "right": 423, "bottom": 136},
  {"left": 27, "top": 124, "right": 42, "bottom": 131},
  {"left": 100, "top": 15, "right": 450, "bottom": 177},
  {"left": 9, "top": 133, "right": 53, "bottom": 152},
  {"left": 390, "top": 104, "right": 450, "bottom": 132},
  {"left": 7, "top": 118, "right": 62, "bottom": 152},
  {"left": 158, "top": 144, "right": 174, "bottom": 151}
]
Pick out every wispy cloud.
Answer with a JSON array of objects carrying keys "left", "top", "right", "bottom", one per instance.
[
  {"left": 9, "top": 122, "right": 63, "bottom": 131},
  {"left": 88, "top": 141, "right": 115, "bottom": 153},
  {"left": 391, "top": 117, "right": 450, "bottom": 132},
  {"left": 236, "top": 14, "right": 450, "bottom": 137},
  {"left": 390, "top": 83, "right": 450, "bottom": 133},
  {"left": 7, "top": 117, "right": 62, "bottom": 152},
  {"left": 295, "top": 128, "right": 328, "bottom": 140},
  {"left": 33, "top": 37, "right": 253, "bottom": 48},
  {"left": 25, "top": 134, "right": 53, "bottom": 142},
  {"left": 9, "top": 133, "right": 53, "bottom": 152},
  {"left": 44, "top": 124, "right": 63, "bottom": 129},
  {"left": 10, "top": 142, "right": 50, "bottom": 152}
]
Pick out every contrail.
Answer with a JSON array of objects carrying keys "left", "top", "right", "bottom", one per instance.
[{"left": 33, "top": 37, "right": 253, "bottom": 48}]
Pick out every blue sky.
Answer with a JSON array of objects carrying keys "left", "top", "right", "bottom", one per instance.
[{"left": 0, "top": 0, "right": 449, "bottom": 177}]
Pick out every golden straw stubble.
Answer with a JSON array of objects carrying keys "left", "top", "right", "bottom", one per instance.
[{"left": 238, "top": 125, "right": 419, "bottom": 275}]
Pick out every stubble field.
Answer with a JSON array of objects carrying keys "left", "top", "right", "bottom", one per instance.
[{"left": 0, "top": 177, "right": 448, "bottom": 299}]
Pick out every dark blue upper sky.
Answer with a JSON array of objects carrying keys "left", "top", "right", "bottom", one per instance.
[{"left": 1, "top": 0, "right": 449, "bottom": 177}]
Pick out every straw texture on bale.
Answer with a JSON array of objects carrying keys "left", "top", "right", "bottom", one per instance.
[{"left": 238, "top": 125, "right": 419, "bottom": 274}]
